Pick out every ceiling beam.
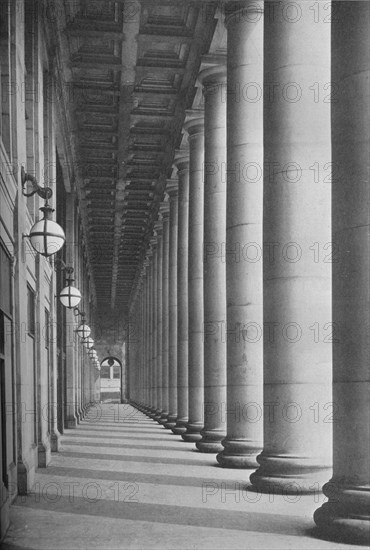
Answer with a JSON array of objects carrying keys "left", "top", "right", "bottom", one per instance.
[
  {"left": 66, "top": 27, "right": 124, "bottom": 41},
  {"left": 110, "top": 3, "right": 141, "bottom": 311}
]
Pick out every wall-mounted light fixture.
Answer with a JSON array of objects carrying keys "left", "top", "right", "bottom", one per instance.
[
  {"left": 82, "top": 336, "right": 94, "bottom": 349},
  {"left": 21, "top": 167, "right": 65, "bottom": 257},
  {"left": 54, "top": 259, "right": 82, "bottom": 308},
  {"left": 73, "top": 308, "right": 92, "bottom": 339}
]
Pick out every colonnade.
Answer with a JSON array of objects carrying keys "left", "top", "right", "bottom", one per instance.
[{"left": 128, "top": 1, "right": 369, "bottom": 545}]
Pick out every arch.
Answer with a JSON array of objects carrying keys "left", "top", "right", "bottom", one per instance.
[
  {"left": 100, "top": 356, "right": 122, "bottom": 368},
  {"left": 99, "top": 356, "right": 123, "bottom": 404}
]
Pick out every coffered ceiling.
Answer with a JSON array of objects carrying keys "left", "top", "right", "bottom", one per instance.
[{"left": 54, "top": 0, "right": 218, "bottom": 325}]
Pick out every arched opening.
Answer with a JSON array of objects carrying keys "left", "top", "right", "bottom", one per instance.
[{"left": 99, "top": 357, "right": 122, "bottom": 404}]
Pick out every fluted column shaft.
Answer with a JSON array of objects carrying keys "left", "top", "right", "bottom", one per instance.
[
  {"left": 314, "top": 3, "right": 370, "bottom": 545},
  {"left": 182, "top": 115, "right": 205, "bottom": 443},
  {"left": 197, "top": 65, "right": 227, "bottom": 453},
  {"left": 251, "top": 0, "right": 332, "bottom": 492},
  {"left": 165, "top": 181, "right": 179, "bottom": 429},
  {"left": 172, "top": 152, "right": 190, "bottom": 435},
  {"left": 217, "top": 1, "right": 264, "bottom": 468}
]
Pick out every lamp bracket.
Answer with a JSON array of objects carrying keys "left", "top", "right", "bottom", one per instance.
[
  {"left": 73, "top": 307, "right": 85, "bottom": 319},
  {"left": 21, "top": 166, "right": 53, "bottom": 201},
  {"left": 54, "top": 258, "right": 74, "bottom": 278}
]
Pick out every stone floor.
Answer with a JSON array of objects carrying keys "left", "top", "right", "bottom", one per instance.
[{"left": 2, "top": 404, "right": 362, "bottom": 550}]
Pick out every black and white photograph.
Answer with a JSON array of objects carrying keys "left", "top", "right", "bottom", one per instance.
[{"left": 0, "top": 0, "right": 369, "bottom": 548}]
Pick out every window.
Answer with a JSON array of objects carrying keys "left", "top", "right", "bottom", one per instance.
[
  {"left": 113, "top": 366, "right": 121, "bottom": 379},
  {"left": 100, "top": 365, "right": 110, "bottom": 379}
]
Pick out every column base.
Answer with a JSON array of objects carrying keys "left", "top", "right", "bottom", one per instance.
[
  {"left": 37, "top": 441, "right": 51, "bottom": 468},
  {"left": 164, "top": 414, "right": 177, "bottom": 430},
  {"left": 74, "top": 406, "right": 80, "bottom": 423},
  {"left": 158, "top": 411, "right": 169, "bottom": 425},
  {"left": 181, "top": 421, "right": 203, "bottom": 443},
  {"left": 172, "top": 417, "right": 188, "bottom": 435},
  {"left": 313, "top": 481, "right": 370, "bottom": 546},
  {"left": 216, "top": 439, "right": 261, "bottom": 469},
  {"left": 153, "top": 409, "right": 163, "bottom": 422},
  {"left": 147, "top": 407, "right": 157, "bottom": 419},
  {"left": 0, "top": 480, "right": 10, "bottom": 541},
  {"left": 65, "top": 416, "right": 78, "bottom": 429},
  {"left": 17, "top": 460, "right": 31, "bottom": 496},
  {"left": 50, "top": 429, "right": 61, "bottom": 452},
  {"left": 250, "top": 452, "right": 332, "bottom": 494},
  {"left": 196, "top": 429, "right": 225, "bottom": 453}
]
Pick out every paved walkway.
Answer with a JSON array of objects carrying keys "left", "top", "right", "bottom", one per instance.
[{"left": 2, "top": 405, "right": 360, "bottom": 550}]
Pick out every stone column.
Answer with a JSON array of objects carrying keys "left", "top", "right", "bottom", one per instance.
[
  {"left": 134, "top": 275, "right": 142, "bottom": 407},
  {"left": 165, "top": 180, "right": 179, "bottom": 430},
  {"left": 182, "top": 113, "right": 205, "bottom": 443},
  {"left": 65, "top": 195, "right": 77, "bottom": 428},
  {"left": 138, "top": 282, "right": 144, "bottom": 405},
  {"left": 142, "top": 265, "right": 148, "bottom": 408},
  {"left": 250, "top": 0, "right": 332, "bottom": 492},
  {"left": 154, "top": 221, "right": 164, "bottom": 422},
  {"left": 143, "top": 260, "right": 151, "bottom": 410},
  {"left": 128, "top": 305, "right": 136, "bottom": 402},
  {"left": 133, "top": 279, "right": 144, "bottom": 406},
  {"left": 314, "top": 3, "right": 370, "bottom": 545},
  {"left": 147, "top": 242, "right": 157, "bottom": 416},
  {"left": 217, "top": 1, "right": 264, "bottom": 468},
  {"left": 196, "top": 63, "right": 227, "bottom": 453},
  {"left": 159, "top": 201, "right": 170, "bottom": 424},
  {"left": 172, "top": 151, "right": 190, "bottom": 435},
  {"left": 152, "top": 240, "right": 159, "bottom": 417},
  {"left": 137, "top": 267, "right": 145, "bottom": 410}
]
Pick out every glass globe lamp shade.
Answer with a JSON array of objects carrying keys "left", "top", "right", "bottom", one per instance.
[
  {"left": 59, "top": 285, "right": 82, "bottom": 309},
  {"left": 82, "top": 337, "right": 94, "bottom": 349},
  {"left": 29, "top": 205, "right": 65, "bottom": 257},
  {"left": 76, "top": 324, "right": 91, "bottom": 339}
]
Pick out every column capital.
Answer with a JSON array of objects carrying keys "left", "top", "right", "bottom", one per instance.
[
  {"left": 149, "top": 236, "right": 157, "bottom": 250},
  {"left": 198, "top": 65, "right": 226, "bottom": 89},
  {"left": 184, "top": 110, "right": 204, "bottom": 138},
  {"left": 198, "top": 55, "right": 227, "bottom": 90},
  {"left": 173, "top": 148, "right": 189, "bottom": 174},
  {"left": 166, "top": 178, "right": 179, "bottom": 198},
  {"left": 153, "top": 218, "right": 163, "bottom": 237},
  {"left": 159, "top": 200, "right": 170, "bottom": 219}
]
